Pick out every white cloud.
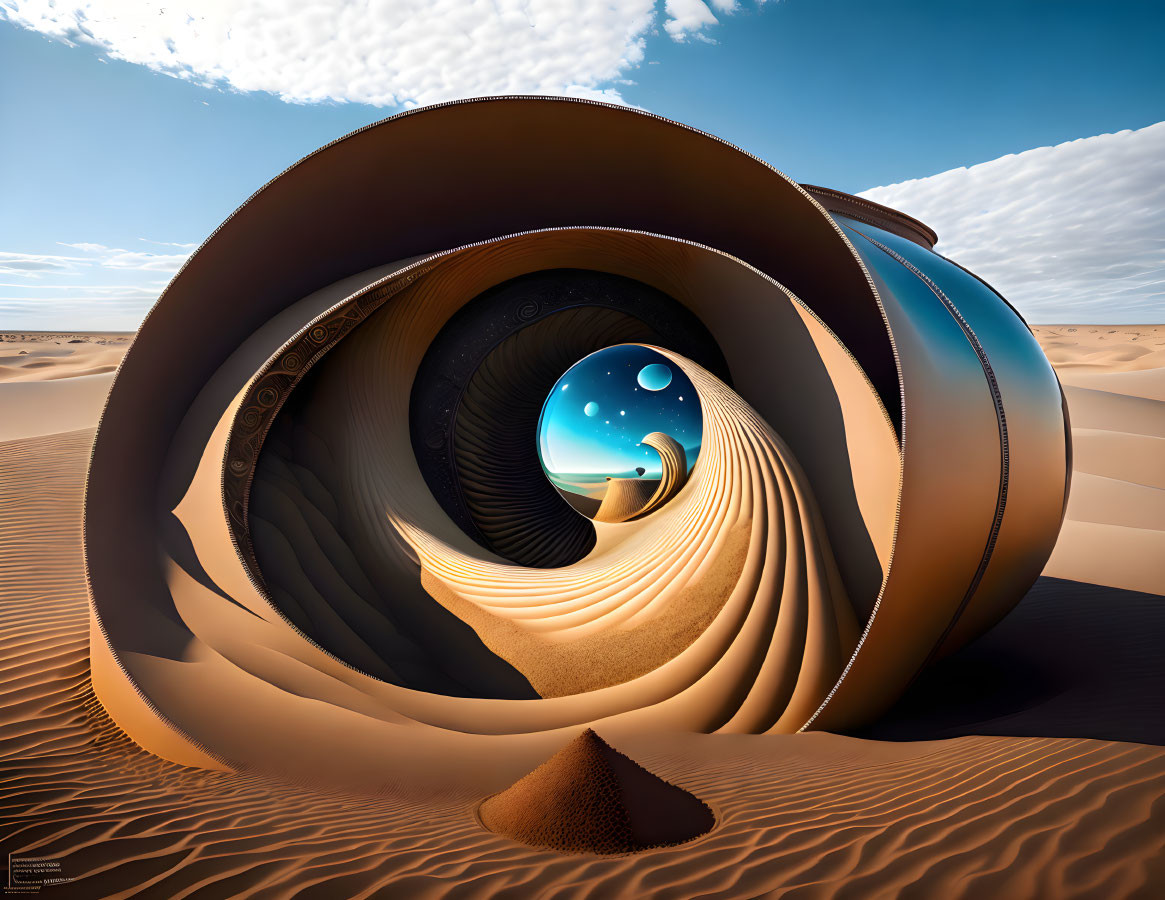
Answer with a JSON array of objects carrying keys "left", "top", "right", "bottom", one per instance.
[
  {"left": 0, "top": 241, "right": 191, "bottom": 328},
  {"left": 859, "top": 122, "right": 1165, "bottom": 323},
  {"left": 0, "top": 251, "right": 87, "bottom": 276},
  {"left": 0, "top": 282, "right": 164, "bottom": 292},
  {"left": 1, "top": 1, "right": 766, "bottom": 107},
  {"left": 0, "top": 283, "right": 164, "bottom": 331},
  {"left": 100, "top": 249, "right": 190, "bottom": 272},
  {"left": 3, "top": 243, "right": 191, "bottom": 277},
  {"left": 59, "top": 242, "right": 109, "bottom": 252},
  {"left": 138, "top": 238, "right": 198, "bottom": 249},
  {"left": 664, "top": 0, "right": 720, "bottom": 40}
]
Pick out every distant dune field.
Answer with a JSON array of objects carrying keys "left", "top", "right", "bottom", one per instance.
[
  {"left": 1032, "top": 325, "right": 1165, "bottom": 596},
  {"left": 0, "top": 327, "right": 1162, "bottom": 897},
  {"left": 0, "top": 332, "right": 130, "bottom": 442}
]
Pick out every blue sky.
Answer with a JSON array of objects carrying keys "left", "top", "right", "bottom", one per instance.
[{"left": 1, "top": 0, "right": 1162, "bottom": 328}]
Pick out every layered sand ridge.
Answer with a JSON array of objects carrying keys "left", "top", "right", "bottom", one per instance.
[
  {"left": 389, "top": 351, "right": 859, "bottom": 719},
  {"left": 1, "top": 327, "right": 1164, "bottom": 896},
  {"left": 83, "top": 225, "right": 1069, "bottom": 786}
]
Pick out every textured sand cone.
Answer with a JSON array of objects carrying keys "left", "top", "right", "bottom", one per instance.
[{"left": 478, "top": 729, "right": 715, "bottom": 854}]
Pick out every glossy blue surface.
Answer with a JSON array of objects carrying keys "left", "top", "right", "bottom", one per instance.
[{"left": 538, "top": 346, "right": 701, "bottom": 503}]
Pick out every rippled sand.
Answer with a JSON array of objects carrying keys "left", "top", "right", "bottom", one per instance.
[{"left": 1, "top": 327, "right": 1163, "bottom": 897}]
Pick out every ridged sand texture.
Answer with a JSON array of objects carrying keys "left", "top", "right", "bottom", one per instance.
[
  {"left": 478, "top": 728, "right": 714, "bottom": 853},
  {"left": 1, "top": 408, "right": 1164, "bottom": 895}
]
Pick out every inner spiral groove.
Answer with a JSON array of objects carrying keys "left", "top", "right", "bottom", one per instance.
[{"left": 81, "top": 98, "right": 1069, "bottom": 792}]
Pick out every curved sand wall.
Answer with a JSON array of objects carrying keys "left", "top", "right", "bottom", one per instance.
[{"left": 84, "top": 100, "right": 1069, "bottom": 791}]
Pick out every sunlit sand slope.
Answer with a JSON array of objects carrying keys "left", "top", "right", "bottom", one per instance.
[
  {"left": 1034, "top": 325, "right": 1165, "bottom": 595},
  {"left": 593, "top": 433, "right": 688, "bottom": 523},
  {"left": 0, "top": 333, "right": 130, "bottom": 441}
]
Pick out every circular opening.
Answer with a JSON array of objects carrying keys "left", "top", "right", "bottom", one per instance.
[{"left": 537, "top": 345, "right": 702, "bottom": 520}]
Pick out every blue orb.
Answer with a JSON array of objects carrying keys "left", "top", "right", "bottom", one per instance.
[
  {"left": 637, "top": 363, "right": 673, "bottom": 391},
  {"left": 537, "top": 345, "right": 702, "bottom": 519}
]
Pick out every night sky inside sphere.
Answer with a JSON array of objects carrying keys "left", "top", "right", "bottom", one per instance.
[{"left": 537, "top": 345, "right": 703, "bottom": 503}]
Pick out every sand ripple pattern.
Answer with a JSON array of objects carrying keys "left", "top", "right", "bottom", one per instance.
[
  {"left": 451, "top": 305, "right": 655, "bottom": 566},
  {"left": 4, "top": 426, "right": 1162, "bottom": 896}
]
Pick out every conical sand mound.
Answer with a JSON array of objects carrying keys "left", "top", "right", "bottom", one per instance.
[{"left": 478, "top": 729, "right": 715, "bottom": 854}]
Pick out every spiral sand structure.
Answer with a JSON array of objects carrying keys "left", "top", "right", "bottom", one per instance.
[{"left": 84, "top": 97, "right": 1070, "bottom": 792}]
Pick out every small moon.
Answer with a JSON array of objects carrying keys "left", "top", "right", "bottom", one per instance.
[
  {"left": 584, "top": 401, "right": 600, "bottom": 417},
  {"left": 637, "top": 363, "right": 672, "bottom": 391}
]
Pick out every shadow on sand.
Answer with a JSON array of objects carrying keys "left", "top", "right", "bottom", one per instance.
[{"left": 856, "top": 577, "right": 1165, "bottom": 746}]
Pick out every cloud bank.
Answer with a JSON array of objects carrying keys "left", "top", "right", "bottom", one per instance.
[
  {"left": 0, "top": 241, "right": 190, "bottom": 331},
  {"left": 0, "top": 244, "right": 189, "bottom": 278},
  {"left": 860, "top": 122, "right": 1165, "bottom": 323},
  {"left": 2, "top": 0, "right": 764, "bottom": 107}
]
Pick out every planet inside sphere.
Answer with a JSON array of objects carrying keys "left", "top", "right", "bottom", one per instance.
[
  {"left": 637, "top": 363, "right": 673, "bottom": 391},
  {"left": 584, "top": 401, "right": 600, "bottom": 417}
]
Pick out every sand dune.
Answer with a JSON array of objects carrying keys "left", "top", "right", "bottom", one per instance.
[
  {"left": 1034, "top": 324, "right": 1165, "bottom": 373},
  {"left": 0, "top": 333, "right": 131, "bottom": 442},
  {"left": 0, "top": 375, "right": 118, "bottom": 443},
  {"left": 2, "top": 325, "right": 1164, "bottom": 896},
  {"left": 0, "top": 427, "right": 1160, "bottom": 897},
  {"left": 1032, "top": 326, "right": 1165, "bottom": 596},
  {"left": 0, "top": 332, "right": 130, "bottom": 383},
  {"left": 593, "top": 433, "right": 688, "bottom": 524}
]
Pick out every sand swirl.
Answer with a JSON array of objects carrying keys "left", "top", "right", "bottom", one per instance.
[
  {"left": 83, "top": 229, "right": 1065, "bottom": 787},
  {"left": 397, "top": 350, "right": 859, "bottom": 716},
  {"left": 80, "top": 99, "right": 1070, "bottom": 795}
]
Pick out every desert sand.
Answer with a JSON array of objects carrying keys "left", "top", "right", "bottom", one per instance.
[
  {"left": 593, "top": 433, "right": 688, "bottom": 524},
  {"left": 1, "top": 326, "right": 1163, "bottom": 897},
  {"left": 0, "top": 333, "right": 130, "bottom": 442},
  {"left": 1033, "top": 325, "right": 1165, "bottom": 596}
]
